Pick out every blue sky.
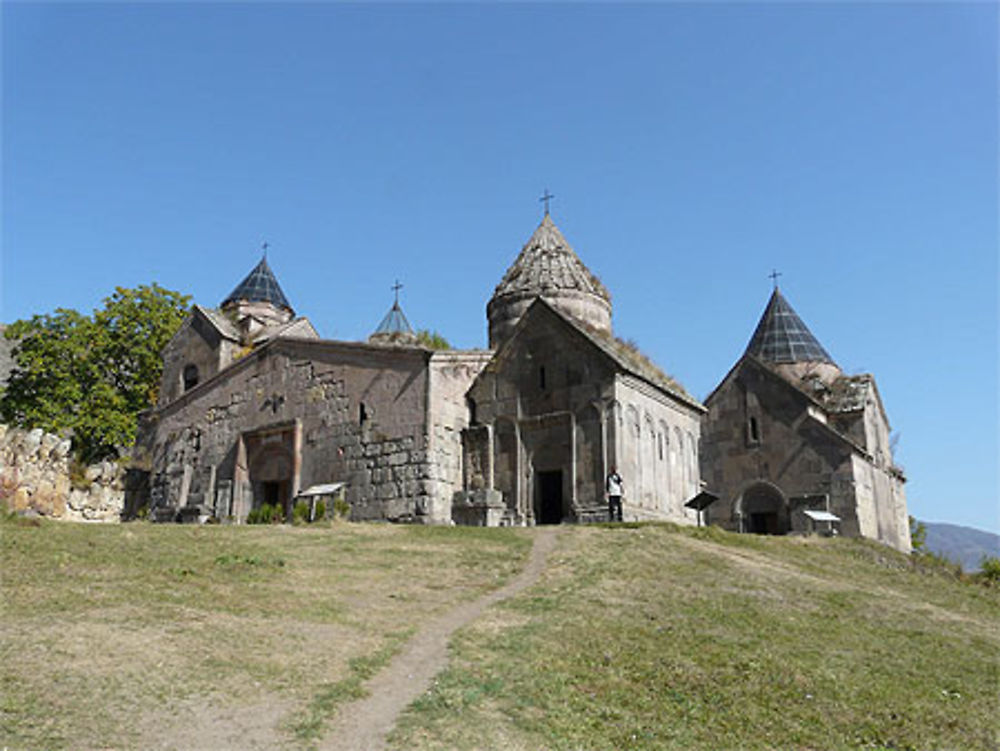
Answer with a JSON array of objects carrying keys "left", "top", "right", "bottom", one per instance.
[{"left": 3, "top": 3, "right": 997, "bottom": 532}]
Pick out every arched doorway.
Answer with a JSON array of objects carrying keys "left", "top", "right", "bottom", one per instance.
[
  {"left": 242, "top": 426, "right": 298, "bottom": 521},
  {"left": 740, "top": 482, "right": 789, "bottom": 535}
]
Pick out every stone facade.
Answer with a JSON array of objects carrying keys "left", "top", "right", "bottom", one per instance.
[
  {"left": 700, "top": 290, "right": 910, "bottom": 552},
  {"left": 461, "top": 300, "right": 703, "bottom": 525},
  {"left": 142, "top": 337, "right": 489, "bottom": 524},
  {"left": 139, "top": 217, "right": 908, "bottom": 550},
  {"left": 141, "top": 215, "right": 704, "bottom": 527}
]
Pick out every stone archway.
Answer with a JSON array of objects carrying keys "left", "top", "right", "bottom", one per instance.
[
  {"left": 249, "top": 446, "right": 293, "bottom": 517},
  {"left": 739, "top": 482, "right": 789, "bottom": 535},
  {"left": 242, "top": 425, "right": 299, "bottom": 521}
]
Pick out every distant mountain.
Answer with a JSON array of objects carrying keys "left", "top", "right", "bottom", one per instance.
[{"left": 921, "top": 521, "right": 1000, "bottom": 572}]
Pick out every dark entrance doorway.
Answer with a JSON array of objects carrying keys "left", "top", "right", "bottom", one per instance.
[
  {"left": 244, "top": 429, "right": 296, "bottom": 522},
  {"left": 261, "top": 480, "right": 290, "bottom": 510},
  {"left": 535, "top": 470, "right": 563, "bottom": 525},
  {"left": 742, "top": 483, "right": 788, "bottom": 535}
]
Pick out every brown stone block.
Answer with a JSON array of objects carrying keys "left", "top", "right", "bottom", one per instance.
[{"left": 12, "top": 486, "right": 30, "bottom": 512}]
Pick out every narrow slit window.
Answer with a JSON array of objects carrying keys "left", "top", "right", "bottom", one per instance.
[
  {"left": 359, "top": 402, "right": 368, "bottom": 425},
  {"left": 182, "top": 364, "right": 199, "bottom": 392},
  {"left": 748, "top": 416, "right": 760, "bottom": 444},
  {"left": 539, "top": 366, "right": 546, "bottom": 390}
]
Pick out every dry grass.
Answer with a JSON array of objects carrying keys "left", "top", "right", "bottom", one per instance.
[
  {"left": 390, "top": 524, "right": 1000, "bottom": 751},
  {"left": 0, "top": 518, "right": 530, "bottom": 750},
  {"left": 4, "top": 518, "right": 998, "bottom": 751}
]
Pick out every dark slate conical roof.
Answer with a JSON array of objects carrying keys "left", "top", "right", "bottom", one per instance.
[
  {"left": 745, "top": 288, "right": 834, "bottom": 364},
  {"left": 373, "top": 301, "right": 414, "bottom": 336},
  {"left": 221, "top": 257, "right": 293, "bottom": 312}
]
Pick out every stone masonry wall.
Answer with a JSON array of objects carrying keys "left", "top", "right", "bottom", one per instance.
[
  {"left": 145, "top": 338, "right": 443, "bottom": 523},
  {"left": 614, "top": 375, "right": 703, "bottom": 524},
  {"left": 700, "top": 364, "right": 859, "bottom": 534},
  {"left": 0, "top": 425, "right": 125, "bottom": 522},
  {"left": 426, "top": 352, "right": 493, "bottom": 523}
]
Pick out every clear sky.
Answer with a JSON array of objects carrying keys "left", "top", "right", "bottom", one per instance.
[{"left": 3, "top": 3, "right": 997, "bottom": 532}]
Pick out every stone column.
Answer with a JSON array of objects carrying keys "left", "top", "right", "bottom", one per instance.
[
  {"left": 178, "top": 465, "right": 192, "bottom": 509},
  {"left": 485, "top": 423, "right": 495, "bottom": 490},
  {"left": 569, "top": 412, "right": 577, "bottom": 511},
  {"left": 513, "top": 421, "right": 522, "bottom": 523},
  {"left": 598, "top": 402, "right": 608, "bottom": 483},
  {"left": 234, "top": 437, "right": 247, "bottom": 523},
  {"left": 292, "top": 419, "right": 303, "bottom": 498},
  {"left": 207, "top": 465, "right": 217, "bottom": 516}
]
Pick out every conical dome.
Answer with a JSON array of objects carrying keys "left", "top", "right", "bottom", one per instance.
[
  {"left": 369, "top": 301, "right": 416, "bottom": 345},
  {"left": 487, "top": 215, "right": 612, "bottom": 347},
  {"left": 745, "top": 288, "right": 841, "bottom": 383},
  {"left": 745, "top": 289, "right": 832, "bottom": 364},
  {"left": 221, "top": 256, "right": 293, "bottom": 314}
]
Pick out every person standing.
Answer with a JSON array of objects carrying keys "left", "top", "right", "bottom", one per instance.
[{"left": 606, "top": 466, "right": 624, "bottom": 522}]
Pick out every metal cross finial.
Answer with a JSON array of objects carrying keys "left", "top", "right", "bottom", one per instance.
[
  {"left": 262, "top": 241, "right": 269, "bottom": 260},
  {"left": 539, "top": 189, "right": 555, "bottom": 216},
  {"left": 769, "top": 269, "right": 783, "bottom": 289},
  {"left": 392, "top": 280, "right": 403, "bottom": 306}
]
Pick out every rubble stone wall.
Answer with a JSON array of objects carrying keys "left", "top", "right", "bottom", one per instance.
[
  {"left": 144, "top": 338, "right": 456, "bottom": 523},
  {"left": 0, "top": 425, "right": 125, "bottom": 522}
]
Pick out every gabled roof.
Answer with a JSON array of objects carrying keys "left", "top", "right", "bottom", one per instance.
[
  {"left": 194, "top": 305, "right": 239, "bottom": 341},
  {"left": 486, "top": 297, "right": 703, "bottom": 412},
  {"left": 704, "top": 354, "right": 881, "bottom": 462},
  {"left": 221, "top": 256, "right": 293, "bottom": 313},
  {"left": 250, "top": 316, "right": 319, "bottom": 344},
  {"left": 373, "top": 301, "right": 414, "bottom": 337},
  {"left": 745, "top": 288, "right": 834, "bottom": 364},
  {"left": 492, "top": 214, "right": 610, "bottom": 302}
]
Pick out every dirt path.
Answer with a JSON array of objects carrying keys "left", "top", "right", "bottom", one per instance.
[{"left": 320, "top": 526, "right": 559, "bottom": 751}]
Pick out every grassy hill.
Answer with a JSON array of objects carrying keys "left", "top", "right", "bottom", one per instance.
[{"left": 1, "top": 516, "right": 997, "bottom": 750}]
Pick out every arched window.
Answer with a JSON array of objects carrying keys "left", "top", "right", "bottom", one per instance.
[
  {"left": 687, "top": 431, "right": 697, "bottom": 490},
  {"left": 182, "top": 364, "right": 199, "bottom": 392}
]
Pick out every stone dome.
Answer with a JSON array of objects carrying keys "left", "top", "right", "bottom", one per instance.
[{"left": 487, "top": 214, "right": 612, "bottom": 347}]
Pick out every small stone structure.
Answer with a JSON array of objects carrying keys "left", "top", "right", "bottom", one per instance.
[
  {"left": 0, "top": 425, "right": 126, "bottom": 522},
  {"left": 700, "top": 289, "right": 911, "bottom": 552}
]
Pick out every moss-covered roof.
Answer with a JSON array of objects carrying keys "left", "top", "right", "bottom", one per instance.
[{"left": 493, "top": 215, "right": 610, "bottom": 302}]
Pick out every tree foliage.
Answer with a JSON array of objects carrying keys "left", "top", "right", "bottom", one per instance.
[
  {"left": 0, "top": 284, "right": 190, "bottom": 462},
  {"left": 909, "top": 515, "right": 927, "bottom": 552},
  {"left": 415, "top": 329, "right": 451, "bottom": 350}
]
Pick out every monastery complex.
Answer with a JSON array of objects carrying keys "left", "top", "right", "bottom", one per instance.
[{"left": 139, "top": 213, "right": 911, "bottom": 552}]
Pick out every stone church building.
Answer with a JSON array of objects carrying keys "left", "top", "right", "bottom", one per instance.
[
  {"left": 139, "top": 213, "right": 909, "bottom": 551},
  {"left": 700, "top": 289, "right": 911, "bottom": 552},
  {"left": 141, "top": 214, "right": 703, "bottom": 528}
]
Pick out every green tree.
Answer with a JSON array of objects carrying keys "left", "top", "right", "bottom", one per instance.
[
  {"left": 415, "top": 329, "right": 451, "bottom": 350},
  {"left": 95, "top": 285, "right": 191, "bottom": 413},
  {"left": 909, "top": 515, "right": 927, "bottom": 552},
  {"left": 977, "top": 555, "right": 1000, "bottom": 585},
  {"left": 1, "top": 284, "right": 190, "bottom": 462}
]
